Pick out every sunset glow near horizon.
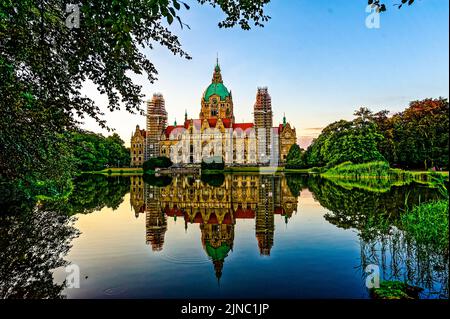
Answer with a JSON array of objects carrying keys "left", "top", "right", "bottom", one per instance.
[{"left": 80, "top": 0, "right": 449, "bottom": 148}]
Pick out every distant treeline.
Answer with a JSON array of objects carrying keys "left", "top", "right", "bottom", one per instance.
[
  {"left": 287, "top": 98, "right": 449, "bottom": 170},
  {"left": 0, "top": 129, "right": 130, "bottom": 203}
]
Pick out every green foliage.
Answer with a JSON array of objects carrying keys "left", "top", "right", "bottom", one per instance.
[
  {"left": 304, "top": 112, "right": 385, "bottom": 168},
  {"left": 376, "top": 98, "right": 449, "bottom": 170},
  {"left": 369, "top": 0, "right": 416, "bottom": 13},
  {"left": 371, "top": 281, "right": 423, "bottom": 300},
  {"left": 201, "top": 158, "right": 225, "bottom": 171},
  {"left": 0, "top": 209, "right": 79, "bottom": 298},
  {"left": 42, "top": 174, "right": 131, "bottom": 215},
  {"left": 201, "top": 173, "right": 225, "bottom": 187},
  {"left": 143, "top": 174, "right": 173, "bottom": 187},
  {"left": 401, "top": 200, "right": 449, "bottom": 251},
  {"left": 143, "top": 156, "right": 173, "bottom": 172},
  {"left": 285, "top": 174, "right": 308, "bottom": 196},
  {"left": 70, "top": 130, "right": 130, "bottom": 172},
  {"left": 285, "top": 144, "right": 306, "bottom": 169},
  {"left": 322, "top": 161, "right": 391, "bottom": 178},
  {"left": 0, "top": 0, "right": 269, "bottom": 203},
  {"left": 308, "top": 176, "right": 443, "bottom": 232},
  {"left": 303, "top": 99, "right": 449, "bottom": 170}
]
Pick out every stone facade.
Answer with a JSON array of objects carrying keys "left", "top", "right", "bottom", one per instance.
[
  {"left": 131, "top": 60, "right": 297, "bottom": 166},
  {"left": 130, "top": 125, "right": 146, "bottom": 167}
]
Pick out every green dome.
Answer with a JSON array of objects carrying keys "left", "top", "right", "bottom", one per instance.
[
  {"left": 205, "top": 241, "right": 230, "bottom": 261},
  {"left": 204, "top": 83, "right": 230, "bottom": 101}
]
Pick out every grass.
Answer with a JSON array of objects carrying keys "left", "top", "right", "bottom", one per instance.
[
  {"left": 322, "top": 161, "right": 391, "bottom": 178},
  {"left": 325, "top": 177, "right": 394, "bottom": 193},
  {"left": 401, "top": 199, "right": 449, "bottom": 251},
  {"left": 321, "top": 161, "right": 449, "bottom": 186}
]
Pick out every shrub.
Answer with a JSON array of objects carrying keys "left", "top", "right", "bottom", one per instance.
[
  {"left": 201, "top": 157, "right": 225, "bottom": 171},
  {"left": 143, "top": 156, "right": 173, "bottom": 172}
]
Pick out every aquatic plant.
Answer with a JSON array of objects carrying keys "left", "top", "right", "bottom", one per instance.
[
  {"left": 371, "top": 281, "right": 423, "bottom": 299},
  {"left": 401, "top": 199, "right": 449, "bottom": 252}
]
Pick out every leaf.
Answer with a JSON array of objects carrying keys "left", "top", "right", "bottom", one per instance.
[
  {"left": 182, "top": 1, "right": 190, "bottom": 10},
  {"left": 173, "top": 0, "right": 180, "bottom": 10},
  {"left": 167, "top": 13, "right": 173, "bottom": 25}
]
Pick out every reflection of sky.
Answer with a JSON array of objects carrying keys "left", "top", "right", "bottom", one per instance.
[
  {"left": 79, "top": 1, "right": 449, "bottom": 148},
  {"left": 53, "top": 191, "right": 367, "bottom": 298}
]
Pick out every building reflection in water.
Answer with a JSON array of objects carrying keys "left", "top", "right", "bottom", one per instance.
[{"left": 130, "top": 174, "right": 299, "bottom": 279}]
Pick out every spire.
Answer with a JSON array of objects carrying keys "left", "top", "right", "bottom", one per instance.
[
  {"left": 283, "top": 113, "right": 286, "bottom": 127},
  {"left": 212, "top": 55, "right": 223, "bottom": 84},
  {"left": 213, "top": 259, "right": 223, "bottom": 284},
  {"left": 174, "top": 118, "right": 177, "bottom": 126},
  {"left": 185, "top": 109, "right": 188, "bottom": 121}
]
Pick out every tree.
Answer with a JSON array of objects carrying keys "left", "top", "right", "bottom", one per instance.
[
  {"left": 70, "top": 130, "right": 130, "bottom": 172},
  {"left": 286, "top": 144, "right": 301, "bottom": 163},
  {"left": 285, "top": 144, "right": 305, "bottom": 169},
  {"left": 0, "top": 0, "right": 270, "bottom": 196},
  {"left": 143, "top": 157, "right": 173, "bottom": 172},
  {"left": 368, "top": 0, "right": 416, "bottom": 12},
  {"left": 385, "top": 98, "right": 449, "bottom": 170},
  {"left": 304, "top": 112, "right": 385, "bottom": 168}
]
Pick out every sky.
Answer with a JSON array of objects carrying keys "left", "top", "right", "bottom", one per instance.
[{"left": 80, "top": 0, "right": 449, "bottom": 148}]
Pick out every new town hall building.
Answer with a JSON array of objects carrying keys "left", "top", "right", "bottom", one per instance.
[{"left": 130, "top": 61, "right": 297, "bottom": 167}]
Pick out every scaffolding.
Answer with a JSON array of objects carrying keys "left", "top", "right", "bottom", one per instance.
[
  {"left": 253, "top": 87, "right": 273, "bottom": 163},
  {"left": 146, "top": 93, "right": 168, "bottom": 160}
]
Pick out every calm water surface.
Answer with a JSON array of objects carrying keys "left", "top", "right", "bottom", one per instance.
[{"left": 1, "top": 173, "right": 447, "bottom": 299}]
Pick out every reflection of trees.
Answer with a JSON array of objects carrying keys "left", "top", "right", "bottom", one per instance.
[
  {"left": 143, "top": 174, "right": 172, "bottom": 187},
  {"left": 308, "top": 177, "right": 442, "bottom": 231},
  {"left": 0, "top": 210, "right": 79, "bottom": 298},
  {"left": 201, "top": 173, "right": 225, "bottom": 188},
  {"left": 0, "top": 174, "right": 128, "bottom": 298},
  {"left": 43, "top": 174, "right": 130, "bottom": 215},
  {"left": 308, "top": 177, "right": 447, "bottom": 298},
  {"left": 359, "top": 229, "right": 448, "bottom": 299},
  {"left": 285, "top": 174, "right": 308, "bottom": 196}
]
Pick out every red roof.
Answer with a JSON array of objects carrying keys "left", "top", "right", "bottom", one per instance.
[
  {"left": 164, "top": 125, "right": 185, "bottom": 138},
  {"left": 233, "top": 123, "right": 254, "bottom": 131},
  {"left": 222, "top": 118, "right": 232, "bottom": 128},
  {"left": 207, "top": 119, "right": 217, "bottom": 128},
  {"left": 205, "top": 118, "right": 233, "bottom": 128},
  {"left": 274, "top": 207, "right": 285, "bottom": 215},
  {"left": 140, "top": 129, "right": 147, "bottom": 138}
]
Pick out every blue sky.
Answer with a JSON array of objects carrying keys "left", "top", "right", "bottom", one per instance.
[{"left": 81, "top": 0, "right": 449, "bottom": 147}]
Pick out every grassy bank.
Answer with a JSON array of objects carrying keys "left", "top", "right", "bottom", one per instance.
[
  {"left": 401, "top": 199, "right": 449, "bottom": 251},
  {"left": 321, "top": 161, "right": 448, "bottom": 181}
]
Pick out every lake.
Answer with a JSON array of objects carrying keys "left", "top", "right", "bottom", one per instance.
[{"left": 0, "top": 173, "right": 447, "bottom": 299}]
